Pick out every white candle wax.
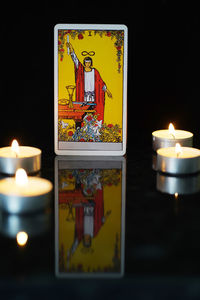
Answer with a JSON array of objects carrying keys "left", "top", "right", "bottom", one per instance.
[
  {"left": 0, "top": 170, "right": 53, "bottom": 214},
  {"left": 0, "top": 144, "right": 41, "bottom": 174},
  {"left": 157, "top": 146, "right": 200, "bottom": 174},
  {"left": 0, "top": 177, "right": 52, "bottom": 197},
  {"left": 152, "top": 129, "right": 193, "bottom": 151}
]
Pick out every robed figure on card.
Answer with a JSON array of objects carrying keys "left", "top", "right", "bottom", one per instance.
[{"left": 67, "top": 42, "right": 112, "bottom": 123}]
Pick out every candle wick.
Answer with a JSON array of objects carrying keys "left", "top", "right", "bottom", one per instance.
[
  {"left": 15, "top": 151, "right": 19, "bottom": 158},
  {"left": 171, "top": 133, "right": 175, "bottom": 139}
]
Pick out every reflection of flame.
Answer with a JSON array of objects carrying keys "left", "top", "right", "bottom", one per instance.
[
  {"left": 175, "top": 143, "right": 182, "bottom": 157},
  {"left": 169, "top": 123, "right": 175, "bottom": 138},
  {"left": 174, "top": 192, "right": 179, "bottom": 215},
  {"left": 15, "top": 168, "right": 28, "bottom": 186},
  {"left": 11, "top": 139, "right": 20, "bottom": 156},
  {"left": 16, "top": 231, "right": 28, "bottom": 246}
]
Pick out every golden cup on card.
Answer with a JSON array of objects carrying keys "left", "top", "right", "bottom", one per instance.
[{"left": 66, "top": 85, "right": 76, "bottom": 109}]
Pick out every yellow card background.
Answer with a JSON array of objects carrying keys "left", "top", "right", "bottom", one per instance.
[{"left": 58, "top": 30, "right": 124, "bottom": 127}]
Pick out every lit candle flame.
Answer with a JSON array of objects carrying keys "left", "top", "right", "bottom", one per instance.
[
  {"left": 175, "top": 143, "right": 182, "bottom": 157},
  {"left": 15, "top": 168, "right": 28, "bottom": 186},
  {"left": 16, "top": 231, "right": 28, "bottom": 246},
  {"left": 11, "top": 139, "right": 20, "bottom": 157},
  {"left": 175, "top": 192, "right": 178, "bottom": 199},
  {"left": 169, "top": 123, "right": 175, "bottom": 138}
]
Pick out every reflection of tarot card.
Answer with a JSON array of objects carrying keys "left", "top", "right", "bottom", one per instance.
[
  {"left": 54, "top": 156, "right": 126, "bottom": 278},
  {"left": 54, "top": 24, "right": 128, "bottom": 156}
]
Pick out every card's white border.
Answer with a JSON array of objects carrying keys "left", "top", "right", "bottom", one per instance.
[
  {"left": 54, "top": 155, "right": 126, "bottom": 278},
  {"left": 54, "top": 24, "right": 128, "bottom": 156}
]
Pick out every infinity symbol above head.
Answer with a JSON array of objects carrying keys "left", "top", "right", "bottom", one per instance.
[{"left": 81, "top": 51, "right": 95, "bottom": 56}]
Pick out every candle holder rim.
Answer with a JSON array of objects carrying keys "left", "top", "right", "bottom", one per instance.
[
  {"left": 0, "top": 177, "right": 53, "bottom": 197},
  {"left": 0, "top": 146, "right": 42, "bottom": 158},
  {"left": 152, "top": 129, "right": 193, "bottom": 138},
  {"left": 157, "top": 146, "right": 200, "bottom": 158}
]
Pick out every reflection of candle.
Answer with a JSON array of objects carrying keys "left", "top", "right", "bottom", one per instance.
[
  {"left": 0, "top": 168, "right": 53, "bottom": 214},
  {"left": 156, "top": 172, "right": 200, "bottom": 194},
  {"left": 0, "top": 213, "right": 51, "bottom": 238},
  {"left": 16, "top": 231, "right": 28, "bottom": 247},
  {"left": 0, "top": 140, "right": 41, "bottom": 174},
  {"left": 152, "top": 123, "right": 193, "bottom": 151},
  {"left": 157, "top": 144, "right": 200, "bottom": 174}
]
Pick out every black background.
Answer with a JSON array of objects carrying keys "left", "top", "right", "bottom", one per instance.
[
  {"left": 1, "top": 0, "right": 200, "bottom": 153},
  {"left": 1, "top": 2, "right": 200, "bottom": 298}
]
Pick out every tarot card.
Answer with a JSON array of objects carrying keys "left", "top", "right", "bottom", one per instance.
[
  {"left": 54, "top": 24, "right": 128, "bottom": 156},
  {"left": 54, "top": 156, "right": 126, "bottom": 278}
]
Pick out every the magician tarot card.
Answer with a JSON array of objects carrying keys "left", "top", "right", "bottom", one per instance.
[{"left": 54, "top": 24, "right": 128, "bottom": 156}]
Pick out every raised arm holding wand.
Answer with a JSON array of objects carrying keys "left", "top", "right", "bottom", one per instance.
[{"left": 66, "top": 41, "right": 112, "bottom": 123}]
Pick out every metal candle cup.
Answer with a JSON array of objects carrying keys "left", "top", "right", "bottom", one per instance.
[
  {"left": 0, "top": 146, "right": 41, "bottom": 175},
  {"left": 156, "top": 146, "right": 200, "bottom": 175},
  {"left": 0, "top": 173, "right": 53, "bottom": 214},
  {"left": 152, "top": 129, "right": 193, "bottom": 151}
]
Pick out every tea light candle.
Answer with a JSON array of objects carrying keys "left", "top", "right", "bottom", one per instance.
[
  {"left": 0, "top": 169, "right": 53, "bottom": 214},
  {"left": 0, "top": 140, "right": 41, "bottom": 174},
  {"left": 157, "top": 143, "right": 200, "bottom": 174},
  {"left": 152, "top": 123, "right": 193, "bottom": 151}
]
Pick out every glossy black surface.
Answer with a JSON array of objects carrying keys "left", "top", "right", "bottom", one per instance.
[{"left": 1, "top": 138, "right": 200, "bottom": 298}]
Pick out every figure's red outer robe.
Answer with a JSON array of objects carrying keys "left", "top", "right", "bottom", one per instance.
[
  {"left": 75, "top": 189, "right": 104, "bottom": 243},
  {"left": 75, "top": 62, "right": 105, "bottom": 122}
]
